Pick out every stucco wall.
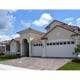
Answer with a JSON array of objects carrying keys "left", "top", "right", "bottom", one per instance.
[
  {"left": 19, "top": 31, "right": 42, "bottom": 56},
  {"left": 47, "top": 21, "right": 62, "bottom": 32},
  {"left": 46, "top": 27, "right": 75, "bottom": 41},
  {"left": 10, "top": 40, "right": 19, "bottom": 54},
  {"left": 44, "top": 27, "right": 76, "bottom": 58},
  {"left": 20, "top": 32, "right": 41, "bottom": 41}
]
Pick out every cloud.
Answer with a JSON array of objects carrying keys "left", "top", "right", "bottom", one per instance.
[
  {"left": 0, "top": 10, "right": 16, "bottom": 34},
  {"left": 20, "top": 13, "right": 53, "bottom": 29},
  {"left": 11, "top": 34, "right": 20, "bottom": 39},
  {"left": 64, "top": 17, "right": 74, "bottom": 21},
  {"left": 21, "top": 20, "right": 32, "bottom": 28},
  {"left": 64, "top": 17, "right": 80, "bottom": 27},
  {"left": 0, "top": 34, "right": 20, "bottom": 41},
  {"left": 76, "top": 18, "right": 80, "bottom": 27},
  {"left": 68, "top": 22, "right": 73, "bottom": 25},
  {"left": 0, "top": 35, "right": 11, "bottom": 41},
  {"left": 8, "top": 10, "right": 17, "bottom": 14},
  {"left": 64, "top": 17, "right": 74, "bottom": 25},
  {"left": 0, "top": 10, "right": 18, "bottom": 41},
  {"left": 33, "top": 13, "right": 53, "bottom": 27}
]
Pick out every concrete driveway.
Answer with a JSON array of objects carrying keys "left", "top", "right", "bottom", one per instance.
[{"left": 0, "top": 57, "right": 71, "bottom": 70}]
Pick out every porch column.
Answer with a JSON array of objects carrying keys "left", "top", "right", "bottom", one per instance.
[
  {"left": 71, "top": 35, "right": 79, "bottom": 47},
  {"left": 42, "top": 40, "right": 47, "bottom": 57},
  {"left": 4, "top": 46, "right": 6, "bottom": 53},
  {"left": 20, "top": 40, "right": 23, "bottom": 56},
  {"left": 28, "top": 34, "right": 34, "bottom": 57},
  {"left": 29, "top": 41, "right": 32, "bottom": 57},
  {"left": 75, "top": 36, "right": 79, "bottom": 45}
]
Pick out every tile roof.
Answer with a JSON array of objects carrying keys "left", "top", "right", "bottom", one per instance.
[
  {"left": 42, "top": 20, "right": 80, "bottom": 39},
  {"left": 17, "top": 28, "right": 44, "bottom": 35},
  {"left": 45, "top": 20, "right": 79, "bottom": 31}
]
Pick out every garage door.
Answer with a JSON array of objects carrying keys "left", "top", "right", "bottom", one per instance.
[
  {"left": 32, "top": 43, "right": 43, "bottom": 57},
  {"left": 46, "top": 41, "right": 75, "bottom": 58}
]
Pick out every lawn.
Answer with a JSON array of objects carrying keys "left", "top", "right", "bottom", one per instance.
[
  {"left": 0, "top": 54, "right": 17, "bottom": 61},
  {"left": 58, "top": 59, "right": 80, "bottom": 70}
]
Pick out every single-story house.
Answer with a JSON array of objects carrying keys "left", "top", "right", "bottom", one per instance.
[
  {"left": 5, "top": 20, "right": 80, "bottom": 58},
  {"left": 1, "top": 40, "right": 11, "bottom": 54},
  {"left": 10, "top": 38, "right": 20, "bottom": 54},
  {"left": 0, "top": 42, "right": 6, "bottom": 54}
]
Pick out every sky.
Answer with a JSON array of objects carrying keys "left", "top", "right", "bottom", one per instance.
[{"left": 0, "top": 10, "right": 80, "bottom": 41}]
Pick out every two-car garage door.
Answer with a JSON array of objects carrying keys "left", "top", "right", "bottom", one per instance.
[
  {"left": 32, "top": 41, "right": 75, "bottom": 58},
  {"left": 46, "top": 41, "right": 75, "bottom": 58}
]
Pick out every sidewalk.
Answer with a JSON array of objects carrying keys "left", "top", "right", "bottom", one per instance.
[{"left": 0, "top": 64, "right": 28, "bottom": 70}]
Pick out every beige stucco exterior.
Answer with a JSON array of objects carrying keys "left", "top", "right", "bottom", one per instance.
[
  {"left": 46, "top": 26, "right": 75, "bottom": 41},
  {"left": 18, "top": 28, "right": 44, "bottom": 56},
  {"left": 42, "top": 27, "right": 77, "bottom": 57},
  {"left": 10, "top": 40, "right": 20, "bottom": 54},
  {"left": 9, "top": 20, "right": 80, "bottom": 58}
]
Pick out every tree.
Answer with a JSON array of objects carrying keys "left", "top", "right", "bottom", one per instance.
[{"left": 74, "top": 44, "right": 80, "bottom": 58}]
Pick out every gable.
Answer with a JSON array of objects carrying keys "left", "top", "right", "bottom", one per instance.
[
  {"left": 18, "top": 28, "right": 45, "bottom": 40},
  {"left": 20, "top": 31, "right": 43, "bottom": 41},
  {"left": 18, "top": 28, "right": 44, "bottom": 35},
  {"left": 10, "top": 40, "right": 17, "bottom": 46},
  {"left": 45, "top": 20, "right": 79, "bottom": 32},
  {"left": 45, "top": 26, "right": 74, "bottom": 41},
  {"left": 45, "top": 20, "right": 63, "bottom": 30}
]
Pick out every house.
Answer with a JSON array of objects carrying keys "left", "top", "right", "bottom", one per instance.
[
  {"left": 10, "top": 38, "right": 20, "bottom": 54},
  {"left": 0, "top": 42, "right": 6, "bottom": 54},
  {"left": 0, "top": 38, "right": 20, "bottom": 55},
  {"left": 1, "top": 40, "right": 10, "bottom": 54},
  {"left": 9, "top": 20, "right": 80, "bottom": 58}
]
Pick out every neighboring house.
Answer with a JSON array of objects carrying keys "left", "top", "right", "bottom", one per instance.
[
  {"left": 0, "top": 42, "right": 6, "bottom": 54},
  {"left": 2, "top": 40, "right": 10, "bottom": 54},
  {"left": 3, "top": 20, "right": 80, "bottom": 58},
  {"left": 0, "top": 38, "right": 20, "bottom": 55},
  {"left": 10, "top": 38, "right": 20, "bottom": 54}
]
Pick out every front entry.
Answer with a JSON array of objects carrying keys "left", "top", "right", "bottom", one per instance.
[{"left": 22, "top": 39, "right": 29, "bottom": 57}]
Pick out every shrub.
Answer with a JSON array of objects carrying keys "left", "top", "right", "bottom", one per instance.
[
  {"left": 72, "top": 59, "right": 80, "bottom": 63},
  {"left": 0, "top": 54, "right": 17, "bottom": 60},
  {"left": 75, "top": 44, "right": 80, "bottom": 54},
  {"left": 74, "top": 44, "right": 80, "bottom": 57}
]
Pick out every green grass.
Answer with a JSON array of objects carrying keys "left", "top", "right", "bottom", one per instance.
[
  {"left": 0, "top": 54, "right": 17, "bottom": 61},
  {"left": 58, "top": 59, "right": 80, "bottom": 70}
]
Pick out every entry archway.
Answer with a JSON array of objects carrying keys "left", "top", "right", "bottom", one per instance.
[{"left": 22, "top": 39, "right": 29, "bottom": 57}]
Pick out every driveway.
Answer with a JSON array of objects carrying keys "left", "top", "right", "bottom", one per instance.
[{"left": 0, "top": 57, "right": 71, "bottom": 70}]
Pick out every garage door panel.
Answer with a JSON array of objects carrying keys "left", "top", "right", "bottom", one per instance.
[
  {"left": 46, "top": 41, "right": 75, "bottom": 57},
  {"left": 32, "top": 44, "right": 43, "bottom": 57}
]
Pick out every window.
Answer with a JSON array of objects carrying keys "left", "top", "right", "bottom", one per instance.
[
  {"left": 6, "top": 45, "right": 10, "bottom": 51},
  {"left": 56, "top": 42, "right": 59, "bottom": 45},
  {"left": 50, "top": 43, "right": 52, "bottom": 45},
  {"left": 46, "top": 41, "right": 75, "bottom": 46},
  {"left": 37, "top": 44, "right": 39, "bottom": 46},
  {"left": 39, "top": 44, "right": 40, "bottom": 46},
  {"left": 60, "top": 42, "right": 62, "bottom": 45},
  {"left": 40, "top": 44, "right": 42, "bottom": 46},
  {"left": 34, "top": 44, "right": 36, "bottom": 46},
  {"left": 71, "top": 41, "right": 75, "bottom": 44},
  {"left": 53, "top": 43, "right": 55, "bottom": 45},
  {"left": 67, "top": 41, "right": 70, "bottom": 44},
  {"left": 47, "top": 43, "right": 49, "bottom": 46},
  {"left": 39, "top": 44, "right": 42, "bottom": 46},
  {"left": 34, "top": 43, "right": 42, "bottom": 46},
  {"left": 34, "top": 44, "right": 38, "bottom": 46},
  {"left": 63, "top": 42, "right": 66, "bottom": 45}
]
